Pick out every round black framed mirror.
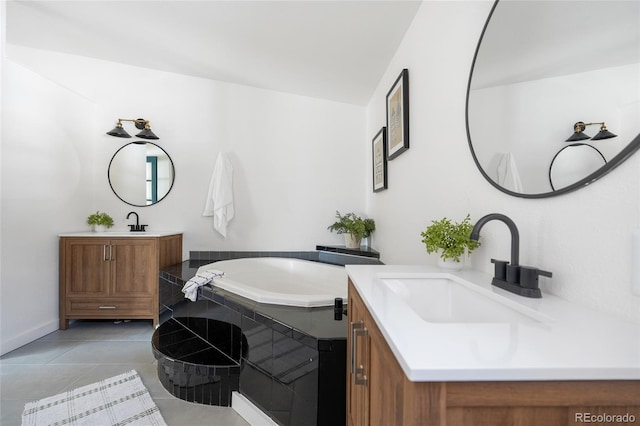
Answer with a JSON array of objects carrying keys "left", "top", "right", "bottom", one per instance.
[
  {"left": 548, "top": 143, "right": 607, "bottom": 192},
  {"left": 466, "top": 0, "right": 640, "bottom": 198},
  {"left": 108, "top": 141, "right": 175, "bottom": 207}
]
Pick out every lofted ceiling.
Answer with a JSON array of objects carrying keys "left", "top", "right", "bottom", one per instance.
[{"left": 5, "top": 0, "right": 423, "bottom": 105}]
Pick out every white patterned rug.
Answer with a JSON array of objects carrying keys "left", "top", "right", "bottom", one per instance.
[{"left": 21, "top": 370, "right": 167, "bottom": 426}]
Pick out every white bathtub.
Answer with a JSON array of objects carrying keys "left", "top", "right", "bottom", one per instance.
[{"left": 196, "top": 257, "right": 347, "bottom": 308}]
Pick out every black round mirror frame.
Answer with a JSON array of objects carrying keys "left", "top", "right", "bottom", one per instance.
[
  {"left": 465, "top": 0, "right": 640, "bottom": 199},
  {"left": 548, "top": 143, "right": 607, "bottom": 192},
  {"left": 108, "top": 141, "right": 176, "bottom": 207}
]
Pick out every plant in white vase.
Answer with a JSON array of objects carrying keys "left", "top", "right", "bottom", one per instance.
[
  {"left": 327, "top": 211, "right": 376, "bottom": 249},
  {"left": 420, "top": 214, "right": 479, "bottom": 270},
  {"left": 87, "top": 211, "right": 114, "bottom": 232}
]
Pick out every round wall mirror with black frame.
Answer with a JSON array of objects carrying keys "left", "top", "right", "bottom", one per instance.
[
  {"left": 108, "top": 141, "right": 175, "bottom": 207},
  {"left": 466, "top": 0, "right": 640, "bottom": 198},
  {"left": 548, "top": 143, "right": 607, "bottom": 192}
]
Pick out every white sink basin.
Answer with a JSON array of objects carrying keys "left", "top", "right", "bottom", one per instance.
[{"left": 377, "top": 274, "right": 552, "bottom": 324}]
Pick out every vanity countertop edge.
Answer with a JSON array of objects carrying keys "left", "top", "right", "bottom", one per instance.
[
  {"left": 345, "top": 264, "right": 640, "bottom": 382},
  {"left": 59, "top": 231, "right": 183, "bottom": 237}
]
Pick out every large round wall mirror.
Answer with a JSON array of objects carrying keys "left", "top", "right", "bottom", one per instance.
[
  {"left": 466, "top": 0, "right": 640, "bottom": 198},
  {"left": 108, "top": 142, "right": 175, "bottom": 207}
]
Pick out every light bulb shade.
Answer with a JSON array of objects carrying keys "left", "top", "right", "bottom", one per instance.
[
  {"left": 136, "top": 129, "right": 160, "bottom": 139},
  {"left": 565, "top": 131, "right": 591, "bottom": 142},
  {"left": 591, "top": 129, "right": 617, "bottom": 140},
  {"left": 106, "top": 124, "right": 132, "bottom": 138},
  {"left": 136, "top": 128, "right": 159, "bottom": 140}
]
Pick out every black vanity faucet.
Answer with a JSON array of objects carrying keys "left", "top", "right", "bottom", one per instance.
[
  {"left": 126, "top": 211, "right": 147, "bottom": 232},
  {"left": 470, "top": 213, "right": 520, "bottom": 266},
  {"left": 470, "top": 213, "right": 550, "bottom": 298}
]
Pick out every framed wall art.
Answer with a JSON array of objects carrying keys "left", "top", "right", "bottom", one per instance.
[
  {"left": 372, "top": 127, "right": 387, "bottom": 192},
  {"left": 386, "top": 68, "right": 409, "bottom": 160}
]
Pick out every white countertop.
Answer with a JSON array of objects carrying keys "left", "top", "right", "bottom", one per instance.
[
  {"left": 59, "top": 231, "right": 182, "bottom": 237},
  {"left": 346, "top": 264, "right": 640, "bottom": 382}
]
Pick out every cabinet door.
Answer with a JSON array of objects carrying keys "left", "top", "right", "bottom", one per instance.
[
  {"left": 347, "top": 281, "right": 370, "bottom": 426},
  {"left": 111, "top": 239, "right": 157, "bottom": 297},
  {"left": 63, "top": 238, "right": 110, "bottom": 297},
  {"left": 368, "top": 327, "right": 405, "bottom": 426}
]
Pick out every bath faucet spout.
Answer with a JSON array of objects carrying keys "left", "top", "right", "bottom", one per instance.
[
  {"left": 470, "top": 213, "right": 519, "bottom": 267},
  {"left": 126, "top": 211, "right": 147, "bottom": 232},
  {"left": 127, "top": 211, "right": 139, "bottom": 226},
  {"left": 470, "top": 213, "right": 549, "bottom": 298}
]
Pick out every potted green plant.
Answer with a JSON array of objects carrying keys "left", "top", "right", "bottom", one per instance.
[
  {"left": 420, "top": 214, "right": 479, "bottom": 269},
  {"left": 327, "top": 211, "right": 376, "bottom": 249},
  {"left": 87, "top": 211, "right": 114, "bottom": 232}
]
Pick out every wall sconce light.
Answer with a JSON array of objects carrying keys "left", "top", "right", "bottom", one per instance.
[
  {"left": 565, "top": 121, "right": 617, "bottom": 142},
  {"left": 106, "top": 118, "right": 159, "bottom": 140}
]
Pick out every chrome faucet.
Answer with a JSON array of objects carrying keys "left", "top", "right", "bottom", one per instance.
[
  {"left": 470, "top": 213, "right": 551, "bottom": 298},
  {"left": 126, "top": 211, "right": 147, "bottom": 232}
]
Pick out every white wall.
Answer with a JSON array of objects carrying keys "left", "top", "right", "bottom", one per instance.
[
  {"left": 1, "top": 59, "right": 96, "bottom": 353},
  {"left": 0, "top": 46, "right": 366, "bottom": 355},
  {"left": 366, "top": 1, "right": 640, "bottom": 323}
]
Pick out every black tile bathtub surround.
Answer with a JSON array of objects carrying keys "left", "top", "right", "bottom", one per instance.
[
  {"left": 152, "top": 317, "right": 246, "bottom": 406},
  {"left": 315, "top": 244, "right": 380, "bottom": 259},
  {"left": 188, "top": 248, "right": 383, "bottom": 266},
  {"left": 189, "top": 250, "right": 318, "bottom": 262},
  {"left": 158, "top": 250, "right": 359, "bottom": 426},
  {"left": 158, "top": 292, "right": 345, "bottom": 426}
]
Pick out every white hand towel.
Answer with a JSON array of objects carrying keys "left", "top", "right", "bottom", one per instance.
[
  {"left": 495, "top": 152, "right": 523, "bottom": 192},
  {"left": 182, "top": 269, "right": 225, "bottom": 302},
  {"left": 203, "top": 152, "right": 234, "bottom": 238}
]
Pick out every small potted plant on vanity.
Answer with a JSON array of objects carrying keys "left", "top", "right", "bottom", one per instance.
[
  {"left": 327, "top": 211, "right": 376, "bottom": 249},
  {"left": 420, "top": 214, "right": 479, "bottom": 270},
  {"left": 87, "top": 211, "right": 114, "bottom": 232}
]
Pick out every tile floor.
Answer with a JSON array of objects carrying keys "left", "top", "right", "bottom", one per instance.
[{"left": 0, "top": 319, "right": 250, "bottom": 426}]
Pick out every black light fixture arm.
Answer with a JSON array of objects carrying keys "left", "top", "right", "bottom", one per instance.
[
  {"left": 573, "top": 121, "right": 608, "bottom": 133},
  {"left": 117, "top": 118, "right": 150, "bottom": 130}
]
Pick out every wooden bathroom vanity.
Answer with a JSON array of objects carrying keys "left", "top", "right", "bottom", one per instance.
[
  {"left": 346, "top": 267, "right": 640, "bottom": 426},
  {"left": 59, "top": 232, "right": 182, "bottom": 329}
]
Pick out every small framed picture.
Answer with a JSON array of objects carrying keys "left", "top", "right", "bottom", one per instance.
[
  {"left": 372, "top": 127, "right": 387, "bottom": 192},
  {"left": 386, "top": 68, "right": 409, "bottom": 160}
]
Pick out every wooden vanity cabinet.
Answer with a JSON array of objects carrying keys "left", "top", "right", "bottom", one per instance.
[
  {"left": 59, "top": 234, "right": 182, "bottom": 329},
  {"left": 347, "top": 279, "right": 442, "bottom": 426},
  {"left": 346, "top": 279, "right": 640, "bottom": 426}
]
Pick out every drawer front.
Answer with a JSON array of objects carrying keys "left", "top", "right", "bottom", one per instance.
[{"left": 66, "top": 298, "right": 154, "bottom": 315}]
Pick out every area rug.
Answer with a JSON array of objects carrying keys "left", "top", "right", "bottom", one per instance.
[{"left": 21, "top": 370, "right": 167, "bottom": 426}]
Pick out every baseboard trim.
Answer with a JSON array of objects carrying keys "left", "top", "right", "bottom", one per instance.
[
  {"left": 231, "top": 392, "right": 278, "bottom": 426},
  {"left": 0, "top": 319, "right": 59, "bottom": 356}
]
